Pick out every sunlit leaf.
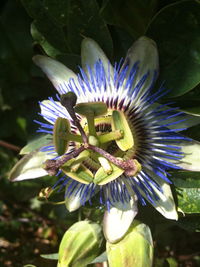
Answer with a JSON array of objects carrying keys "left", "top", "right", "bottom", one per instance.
[{"left": 173, "top": 171, "right": 200, "bottom": 213}]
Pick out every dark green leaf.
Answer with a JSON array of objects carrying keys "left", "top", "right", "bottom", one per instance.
[
  {"left": 176, "top": 215, "right": 200, "bottom": 232},
  {"left": 68, "top": 0, "right": 113, "bottom": 56},
  {"left": 101, "top": 0, "right": 158, "bottom": 37},
  {"left": 147, "top": 0, "right": 200, "bottom": 97},
  {"left": 21, "top": 0, "right": 69, "bottom": 55}
]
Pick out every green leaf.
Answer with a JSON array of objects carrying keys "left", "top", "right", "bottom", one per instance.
[
  {"left": 101, "top": 0, "right": 158, "bottom": 37},
  {"left": 176, "top": 215, "right": 200, "bottom": 232},
  {"left": 20, "top": 134, "right": 52, "bottom": 155},
  {"left": 31, "top": 22, "right": 62, "bottom": 57},
  {"left": 173, "top": 171, "right": 200, "bottom": 213},
  {"left": 147, "top": 0, "right": 200, "bottom": 97},
  {"left": 21, "top": 0, "right": 69, "bottom": 56},
  {"left": 68, "top": 0, "right": 113, "bottom": 56},
  {"left": 40, "top": 253, "right": 58, "bottom": 260}
]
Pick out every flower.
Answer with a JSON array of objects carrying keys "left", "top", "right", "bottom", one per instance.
[{"left": 32, "top": 37, "right": 200, "bottom": 243}]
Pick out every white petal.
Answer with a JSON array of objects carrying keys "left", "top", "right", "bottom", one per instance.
[
  {"left": 40, "top": 99, "right": 70, "bottom": 124},
  {"left": 124, "top": 36, "right": 159, "bottom": 98},
  {"left": 65, "top": 183, "right": 98, "bottom": 212},
  {"left": 153, "top": 182, "right": 178, "bottom": 220},
  {"left": 151, "top": 103, "right": 200, "bottom": 130},
  {"left": 65, "top": 190, "right": 82, "bottom": 212},
  {"left": 103, "top": 198, "right": 138, "bottom": 243},
  {"left": 178, "top": 140, "right": 200, "bottom": 171},
  {"left": 33, "top": 55, "right": 78, "bottom": 94},
  {"left": 9, "top": 150, "right": 53, "bottom": 181},
  {"left": 141, "top": 169, "right": 178, "bottom": 220},
  {"left": 81, "top": 38, "right": 113, "bottom": 76}
]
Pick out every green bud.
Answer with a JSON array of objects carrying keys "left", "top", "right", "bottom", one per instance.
[
  {"left": 111, "top": 110, "right": 134, "bottom": 151},
  {"left": 58, "top": 221, "right": 103, "bottom": 267},
  {"left": 107, "top": 220, "right": 153, "bottom": 267},
  {"left": 38, "top": 187, "right": 52, "bottom": 200}
]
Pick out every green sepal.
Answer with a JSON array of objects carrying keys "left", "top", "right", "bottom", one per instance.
[
  {"left": 94, "top": 162, "right": 124, "bottom": 185},
  {"left": 53, "top": 117, "right": 70, "bottom": 156},
  {"left": 61, "top": 164, "right": 93, "bottom": 184},
  {"left": 111, "top": 110, "right": 134, "bottom": 151}
]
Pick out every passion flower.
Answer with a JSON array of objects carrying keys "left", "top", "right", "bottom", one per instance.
[{"left": 32, "top": 37, "right": 200, "bottom": 243}]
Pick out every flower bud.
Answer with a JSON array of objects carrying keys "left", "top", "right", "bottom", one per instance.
[
  {"left": 58, "top": 221, "right": 103, "bottom": 267},
  {"left": 107, "top": 220, "right": 153, "bottom": 267}
]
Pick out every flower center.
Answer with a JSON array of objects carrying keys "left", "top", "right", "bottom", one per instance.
[{"left": 44, "top": 92, "right": 142, "bottom": 185}]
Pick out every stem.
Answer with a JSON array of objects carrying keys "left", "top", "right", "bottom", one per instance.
[{"left": 0, "top": 140, "right": 21, "bottom": 152}]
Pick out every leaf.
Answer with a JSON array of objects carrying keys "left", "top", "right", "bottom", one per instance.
[
  {"left": 68, "top": 0, "right": 113, "bottom": 56},
  {"left": 20, "top": 134, "right": 52, "bottom": 155},
  {"left": 176, "top": 215, "right": 200, "bottom": 232},
  {"left": 21, "top": 0, "right": 69, "bottom": 56},
  {"left": 173, "top": 171, "right": 200, "bottom": 213},
  {"left": 101, "top": 0, "right": 158, "bottom": 37},
  {"left": 147, "top": 0, "right": 200, "bottom": 97},
  {"left": 40, "top": 253, "right": 58, "bottom": 260},
  {"left": 22, "top": 0, "right": 113, "bottom": 58}
]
